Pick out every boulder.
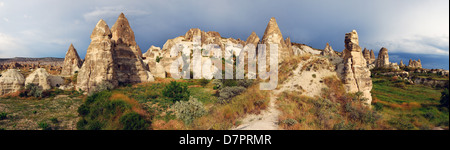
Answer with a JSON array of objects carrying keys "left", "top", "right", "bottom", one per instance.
[
  {"left": 0, "top": 69, "right": 25, "bottom": 95},
  {"left": 25, "top": 68, "right": 52, "bottom": 90}
]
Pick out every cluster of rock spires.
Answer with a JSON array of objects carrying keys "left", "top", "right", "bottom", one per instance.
[{"left": 1, "top": 13, "right": 444, "bottom": 106}]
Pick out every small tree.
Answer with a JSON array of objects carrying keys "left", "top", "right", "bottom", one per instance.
[{"left": 163, "top": 81, "right": 190, "bottom": 103}]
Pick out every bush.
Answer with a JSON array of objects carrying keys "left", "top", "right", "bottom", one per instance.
[
  {"left": 156, "top": 56, "right": 162, "bottom": 63},
  {"left": 77, "top": 104, "right": 90, "bottom": 117},
  {"left": 237, "top": 79, "right": 254, "bottom": 88},
  {"left": 441, "top": 88, "right": 449, "bottom": 108},
  {"left": 172, "top": 97, "right": 206, "bottom": 124},
  {"left": 90, "top": 82, "right": 115, "bottom": 95},
  {"left": 162, "top": 81, "right": 190, "bottom": 103},
  {"left": 212, "top": 79, "right": 223, "bottom": 90},
  {"left": 218, "top": 86, "right": 246, "bottom": 104},
  {"left": 38, "top": 121, "right": 51, "bottom": 130},
  {"left": 282, "top": 119, "right": 298, "bottom": 126},
  {"left": 119, "top": 112, "right": 148, "bottom": 130},
  {"left": 373, "top": 103, "right": 383, "bottom": 111},
  {"left": 22, "top": 83, "right": 43, "bottom": 98},
  {"left": 50, "top": 117, "right": 59, "bottom": 124},
  {"left": 199, "top": 79, "right": 210, "bottom": 87},
  {"left": 0, "top": 112, "right": 7, "bottom": 120}
]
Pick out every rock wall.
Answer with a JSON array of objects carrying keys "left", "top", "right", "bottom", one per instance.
[{"left": 0, "top": 69, "right": 25, "bottom": 95}]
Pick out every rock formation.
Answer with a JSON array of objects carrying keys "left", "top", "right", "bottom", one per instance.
[
  {"left": 375, "top": 47, "right": 390, "bottom": 68},
  {"left": 111, "top": 13, "right": 143, "bottom": 58},
  {"left": 362, "top": 48, "right": 371, "bottom": 64},
  {"left": 143, "top": 46, "right": 166, "bottom": 78},
  {"left": 339, "top": 30, "right": 373, "bottom": 105},
  {"left": 399, "top": 60, "right": 405, "bottom": 67},
  {"left": 77, "top": 14, "right": 155, "bottom": 93},
  {"left": 321, "top": 43, "right": 338, "bottom": 57},
  {"left": 261, "top": 17, "right": 292, "bottom": 62},
  {"left": 246, "top": 31, "right": 260, "bottom": 46},
  {"left": 77, "top": 19, "right": 117, "bottom": 93},
  {"left": 0, "top": 69, "right": 25, "bottom": 95},
  {"left": 369, "top": 49, "right": 375, "bottom": 63},
  {"left": 61, "top": 44, "right": 83, "bottom": 76},
  {"left": 408, "top": 59, "right": 422, "bottom": 68},
  {"left": 25, "top": 68, "right": 52, "bottom": 90}
]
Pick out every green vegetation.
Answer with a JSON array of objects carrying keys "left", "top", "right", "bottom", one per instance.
[
  {"left": 0, "top": 112, "right": 7, "bottom": 120},
  {"left": 20, "top": 83, "right": 43, "bottom": 98},
  {"left": 171, "top": 97, "right": 206, "bottom": 124},
  {"left": 162, "top": 81, "right": 190, "bottom": 103},
  {"left": 372, "top": 76, "right": 449, "bottom": 130},
  {"left": 76, "top": 90, "right": 150, "bottom": 130},
  {"left": 441, "top": 88, "right": 449, "bottom": 108}
]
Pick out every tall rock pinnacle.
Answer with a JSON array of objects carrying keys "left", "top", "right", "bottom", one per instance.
[
  {"left": 262, "top": 17, "right": 292, "bottom": 62},
  {"left": 77, "top": 19, "right": 117, "bottom": 93},
  {"left": 61, "top": 43, "right": 83, "bottom": 76},
  {"left": 111, "top": 13, "right": 143, "bottom": 57}
]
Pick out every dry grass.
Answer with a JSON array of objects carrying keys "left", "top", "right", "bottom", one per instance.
[
  {"left": 152, "top": 119, "right": 186, "bottom": 130},
  {"left": 278, "top": 55, "right": 311, "bottom": 85},
  {"left": 190, "top": 82, "right": 270, "bottom": 130}
]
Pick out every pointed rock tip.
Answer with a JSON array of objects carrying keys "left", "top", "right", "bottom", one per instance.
[{"left": 119, "top": 12, "right": 125, "bottom": 18}]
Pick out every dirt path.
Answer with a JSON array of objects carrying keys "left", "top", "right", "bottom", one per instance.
[{"left": 233, "top": 90, "right": 281, "bottom": 130}]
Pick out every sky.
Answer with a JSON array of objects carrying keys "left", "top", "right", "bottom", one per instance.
[{"left": 0, "top": 0, "right": 449, "bottom": 69}]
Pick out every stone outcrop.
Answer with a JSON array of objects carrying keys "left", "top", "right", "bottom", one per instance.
[
  {"left": 0, "top": 69, "right": 25, "bottom": 95},
  {"left": 339, "top": 30, "right": 373, "bottom": 105},
  {"left": 362, "top": 48, "right": 371, "bottom": 64},
  {"left": 375, "top": 47, "right": 390, "bottom": 68},
  {"left": 25, "top": 68, "right": 52, "bottom": 90},
  {"left": 399, "top": 60, "right": 405, "bottom": 67},
  {"left": 77, "top": 14, "right": 155, "bottom": 93},
  {"left": 111, "top": 13, "right": 143, "bottom": 58},
  {"left": 246, "top": 31, "right": 260, "bottom": 46},
  {"left": 261, "top": 17, "right": 292, "bottom": 62},
  {"left": 408, "top": 59, "right": 422, "bottom": 68},
  {"left": 369, "top": 49, "right": 375, "bottom": 64},
  {"left": 321, "top": 43, "right": 338, "bottom": 57},
  {"left": 77, "top": 19, "right": 117, "bottom": 93},
  {"left": 143, "top": 46, "right": 166, "bottom": 78},
  {"left": 61, "top": 44, "right": 83, "bottom": 76}
]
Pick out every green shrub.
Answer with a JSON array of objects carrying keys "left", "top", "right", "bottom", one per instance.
[
  {"left": 162, "top": 81, "right": 190, "bottom": 103},
  {"left": 50, "top": 117, "right": 58, "bottom": 124},
  {"left": 119, "top": 112, "right": 148, "bottom": 130},
  {"left": 38, "top": 121, "right": 51, "bottom": 130},
  {"left": 237, "top": 79, "right": 254, "bottom": 88},
  {"left": 441, "top": 88, "right": 449, "bottom": 108},
  {"left": 199, "top": 79, "right": 210, "bottom": 87},
  {"left": 373, "top": 103, "right": 383, "bottom": 111},
  {"left": 223, "top": 79, "right": 238, "bottom": 87},
  {"left": 333, "top": 122, "right": 356, "bottom": 130},
  {"left": 172, "top": 97, "right": 206, "bottom": 124},
  {"left": 23, "top": 83, "right": 43, "bottom": 98},
  {"left": 90, "top": 82, "right": 115, "bottom": 95},
  {"left": 156, "top": 56, "right": 162, "bottom": 63},
  {"left": 77, "top": 104, "right": 90, "bottom": 117},
  {"left": 0, "top": 112, "right": 7, "bottom": 120},
  {"left": 282, "top": 119, "right": 298, "bottom": 126},
  {"left": 212, "top": 79, "right": 223, "bottom": 90},
  {"left": 218, "top": 86, "right": 246, "bottom": 104}
]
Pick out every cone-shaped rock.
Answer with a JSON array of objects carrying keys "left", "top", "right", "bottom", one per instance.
[
  {"left": 111, "top": 13, "right": 143, "bottom": 57},
  {"left": 61, "top": 44, "right": 83, "bottom": 76},
  {"left": 77, "top": 19, "right": 117, "bottom": 93},
  {"left": 321, "top": 43, "right": 338, "bottom": 57},
  {"left": 262, "top": 17, "right": 291, "bottom": 61},
  {"left": 25, "top": 68, "right": 52, "bottom": 90},
  {"left": 246, "top": 31, "right": 260, "bottom": 46}
]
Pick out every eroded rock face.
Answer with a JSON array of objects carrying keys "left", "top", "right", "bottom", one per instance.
[
  {"left": 362, "top": 48, "right": 371, "bottom": 64},
  {"left": 61, "top": 44, "right": 83, "bottom": 76},
  {"left": 339, "top": 30, "right": 373, "bottom": 105},
  {"left": 262, "top": 17, "right": 292, "bottom": 62},
  {"left": 77, "top": 19, "right": 117, "bottom": 93},
  {"left": 321, "top": 43, "right": 338, "bottom": 57},
  {"left": 25, "top": 68, "right": 52, "bottom": 90},
  {"left": 408, "top": 59, "right": 422, "bottom": 68},
  {"left": 246, "top": 31, "right": 260, "bottom": 46},
  {"left": 111, "top": 13, "right": 143, "bottom": 58},
  {"left": 375, "top": 47, "right": 390, "bottom": 68},
  {"left": 0, "top": 69, "right": 25, "bottom": 95}
]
